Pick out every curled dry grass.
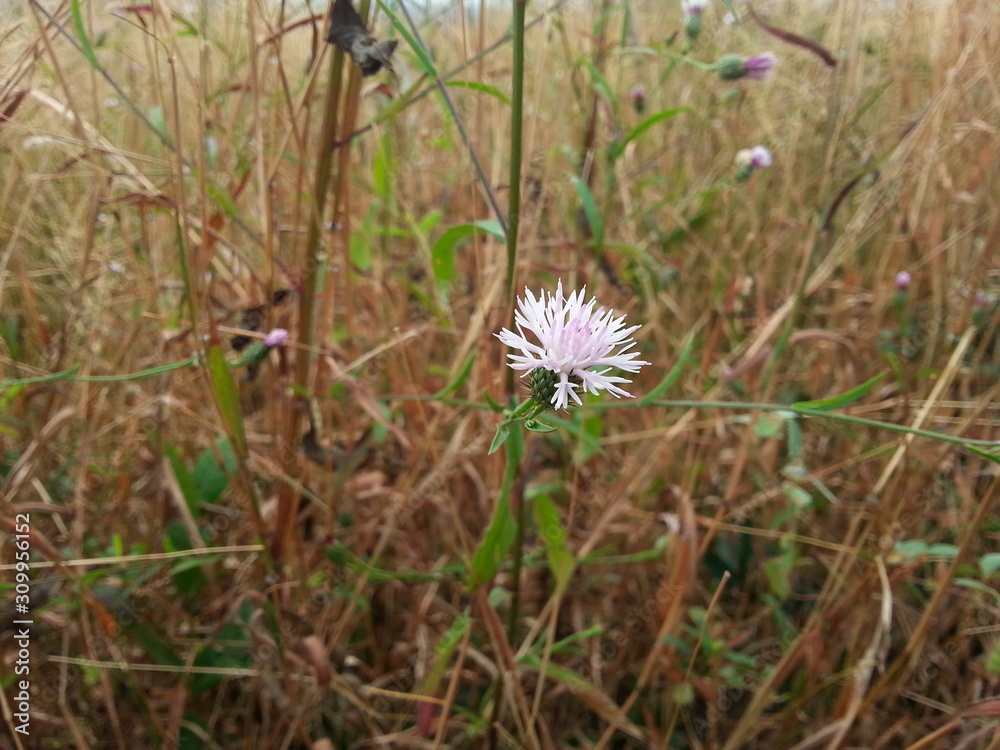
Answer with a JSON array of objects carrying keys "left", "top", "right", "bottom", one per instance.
[{"left": 1, "top": 0, "right": 1000, "bottom": 748}]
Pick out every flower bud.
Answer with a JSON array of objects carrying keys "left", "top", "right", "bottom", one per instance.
[
  {"left": 734, "top": 146, "right": 772, "bottom": 182},
  {"left": 265, "top": 328, "right": 289, "bottom": 348},
  {"left": 631, "top": 84, "right": 646, "bottom": 114},
  {"left": 716, "top": 51, "right": 776, "bottom": 81}
]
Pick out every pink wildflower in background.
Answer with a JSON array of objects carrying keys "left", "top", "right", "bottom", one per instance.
[
  {"left": 631, "top": 84, "right": 646, "bottom": 114},
  {"left": 681, "top": 0, "right": 709, "bottom": 40},
  {"left": 735, "top": 146, "right": 773, "bottom": 181},
  {"left": 716, "top": 51, "right": 776, "bottom": 81},
  {"left": 264, "top": 328, "right": 289, "bottom": 348}
]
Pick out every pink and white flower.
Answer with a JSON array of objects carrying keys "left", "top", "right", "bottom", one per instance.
[{"left": 496, "top": 280, "right": 650, "bottom": 410}]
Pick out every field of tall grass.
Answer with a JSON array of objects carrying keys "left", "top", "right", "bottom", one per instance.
[{"left": 2, "top": 0, "right": 999, "bottom": 747}]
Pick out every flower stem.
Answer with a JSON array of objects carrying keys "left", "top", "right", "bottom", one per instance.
[{"left": 506, "top": 0, "right": 526, "bottom": 304}]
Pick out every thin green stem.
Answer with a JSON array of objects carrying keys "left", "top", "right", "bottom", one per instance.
[
  {"left": 506, "top": 0, "right": 527, "bottom": 302},
  {"left": 488, "top": 7, "right": 529, "bottom": 745},
  {"left": 504, "top": 0, "right": 529, "bottom": 636},
  {"left": 417, "top": 396, "right": 1000, "bottom": 451}
]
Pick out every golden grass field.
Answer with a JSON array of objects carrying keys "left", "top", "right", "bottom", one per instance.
[{"left": 2, "top": 0, "right": 1000, "bottom": 747}]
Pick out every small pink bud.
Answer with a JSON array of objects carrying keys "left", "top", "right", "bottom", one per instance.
[
  {"left": 264, "top": 328, "right": 289, "bottom": 348},
  {"left": 743, "top": 52, "right": 777, "bottom": 81},
  {"left": 894, "top": 271, "right": 911, "bottom": 292},
  {"left": 631, "top": 84, "right": 646, "bottom": 113}
]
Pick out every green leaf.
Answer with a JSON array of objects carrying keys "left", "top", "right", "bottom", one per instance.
[
  {"left": 418, "top": 209, "right": 443, "bottom": 236},
  {"left": 966, "top": 444, "right": 1000, "bottom": 466},
  {"left": 70, "top": 0, "right": 101, "bottom": 68},
  {"left": 782, "top": 482, "right": 812, "bottom": 509},
  {"left": 468, "top": 488, "right": 516, "bottom": 588},
  {"left": 165, "top": 523, "right": 207, "bottom": 596},
  {"left": 763, "top": 552, "right": 793, "bottom": 600},
  {"left": 207, "top": 345, "right": 246, "bottom": 458},
  {"left": 192, "top": 437, "right": 237, "bottom": 505},
  {"left": 191, "top": 621, "right": 251, "bottom": 694},
  {"left": 470, "top": 429, "right": 523, "bottom": 588},
  {"left": 379, "top": 1, "right": 437, "bottom": 76},
  {"left": 524, "top": 419, "right": 558, "bottom": 434},
  {"left": 754, "top": 412, "right": 787, "bottom": 439},
  {"left": 807, "top": 476, "right": 840, "bottom": 505},
  {"left": 169, "top": 554, "right": 224, "bottom": 575},
  {"left": 431, "top": 221, "right": 506, "bottom": 292},
  {"left": 580, "top": 58, "right": 617, "bottom": 121},
  {"left": 3, "top": 313, "right": 22, "bottom": 361},
  {"left": 572, "top": 176, "right": 603, "bottom": 249},
  {"left": 927, "top": 544, "right": 959, "bottom": 559},
  {"left": 611, "top": 107, "right": 689, "bottom": 161},
  {"left": 488, "top": 423, "right": 510, "bottom": 455},
  {"left": 640, "top": 332, "right": 695, "bottom": 404},
  {"left": 517, "top": 653, "right": 593, "bottom": 689},
  {"left": 549, "top": 625, "right": 604, "bottom": 653},
  {"left": 350, "top": 231, "right": 370, "bottom": 271},
  {"left": 120, "top": 620, "right": 184, "bottom": 667},
  {"left": 954, "top": 577, "right": 1000, "bottom": 604},
  {"left": 720, "top": 0, "right": 739, "bottom": 23},
  {"left": 445, "top": 80, "right": 511, "bottom": 106},
  {"left": 483, "top": 391, "right": 504, "bottom": 413},
  {"left": 893, "top": 539, "right": 929, "bottom": 558},
  {"left": 148, "top": 105, "right": 167, "bottom": 140},
  {"left": 794, "top": 372, "right": 886, "bottom": 411},
  {"left": 532, "top": 493, "right": 575, "bottom": 590},
  {"left": 172, "top": 14, "right": 200, "bottom": 38},
  {"left": 165, "top": 444, "right": 200, "bottom": 517},
  {"left": 421, "top": 613, "right": 471, "bottom": 695},
  {"left": 205, "top": 182, "right": 241, "bottom": 221},
  {"left": 786, "top": 418, "right": 804, "bottom": 460},
  {"left": 433, "top": 349, "right": 477, "bottom": 399},
  {"left": 980, "top": 553, "right": 1000, "bottom": 575}
]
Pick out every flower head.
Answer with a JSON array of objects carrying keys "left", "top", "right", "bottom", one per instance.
[
  {"left": 716, "top": 51, "right": 776, "bottom": 81},
  {"left": 681, "top": 0, "right": 709, "bottom": 39},
  {"left": 744, "top": 52, "right": 777, "bottom": 80},
  {"left": 496, "top": 280, "right": 650, "bottom": 410},
  {"left": 894, "top": 271, "right": 912, "bottom": 292},
  {"left": 264, "top": 328, "right": 289, "bottom": 348},
  {"left": 681, "top": 0, "right": 709, "bottom": 16},
  {"left": 631, "top": 84, "right": 647, "bottom": 113},
  {"left": 734, "top": 146, "right": 772, "bottom": 181},
  {"left": 735, "top": 146, "right": 772, "bottom": 169}
]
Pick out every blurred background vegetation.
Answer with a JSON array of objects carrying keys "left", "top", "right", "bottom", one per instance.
[{"left": 1, "top": 0, "right": 999, "bottom": 747}]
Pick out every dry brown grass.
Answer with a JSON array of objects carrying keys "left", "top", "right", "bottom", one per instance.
[{"left": 2, "top": 0, "right": 1000, "bottom": 748}]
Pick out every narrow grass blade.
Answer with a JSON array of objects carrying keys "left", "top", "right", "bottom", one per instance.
[
  {"left": 572, "top": 176, "right": 604, "bottom": 249},
  {"left": 640, "top": 332, "right": 696, "bottom": 404},
  {"left": 445, "top": 80, "right": 511, "bottom": 106},
  {"left": 70, "top": 0, "right": 100, "bottom": 68},
  {"left": 794, "top": 371, "right": 885, "bottom": 411},
  {"left": 469, "top": 428, "right": 523, "bottom": 589},
  {"left": 532, "top": 492, "right": 575, "bottom": 590},
  {"left": 612, "top": 107, "right": 689, "bottom": 160},
  {"left": 433, "top": 349, "right": 477, "bottom": 399},
  {"left": 431, "top": 221, "right": 506, "bottom": 291},
  {"left": 207, "top": 345, "right": 246, "bottom": 459}
]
